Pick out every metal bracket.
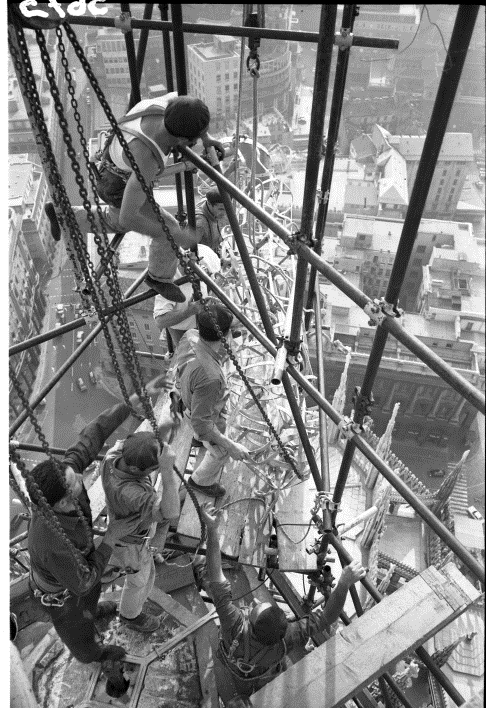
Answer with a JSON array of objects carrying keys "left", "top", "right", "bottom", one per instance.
[
  {"left": 352, "top": 386, "right": 375, "bottom": 419},
  {"left": 114, "top": 12, "right": 132, "bottom": 33},
  {"left": 83, "top": 307, "right": 98, "bottom": 324},
  {"left": 317, "top": 189, "right": 330, "bottom": 205},
  {"left": 363, "top": 298, "right": 403, "bottom": 326},
  {"left": 337, "top": 416, "right": 362, "bottom": 439},
  {"left": 334, "top": 29, "right": 354, "bottom": 51},
  {"left": 292, "top": 230, "right": 315, "bottom": 249},
  {"left": 312, "top": 492, "right": 341, "bottom": 516}
]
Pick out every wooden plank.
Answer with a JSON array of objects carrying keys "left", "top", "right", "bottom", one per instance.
[
  {"left": 149, "top": 586, "right": 200, "bottom": 628},
  {"left": 250, "top": 564, "right": 481, "bottom": 708},
  {"left": 171, "top": 583, "right": 220, "bottom": 708},
  {"left": 275, "top": 476, "right": 318, "bottom": 572}
]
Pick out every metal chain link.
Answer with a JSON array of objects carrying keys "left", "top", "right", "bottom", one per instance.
[
  {"left": 54, "top": 28, "right": 149, "bottom": 416},
  {"left": 9, "top": 362, "right": 93, "bottom": 557},
  {"left": 35, "top": 28, "right": 143, "bottom": 419}
]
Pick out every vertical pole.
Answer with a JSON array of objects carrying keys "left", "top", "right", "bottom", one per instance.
[
  {"left": 287, "top": 5, "right": 337, "bottom": 352},
  {"left": 171, "top": 3, "right": 196, "bottom": 229},
  {"left": 331, "top": 4, "right": 481, "bottom": 513},
  {"left": 134, "top": 4, "right": 153, "bottom": 85},
  {"left": 304, "top": 4, "right": 358, "bottom": 330},
  {"left": 120, "top": 4, "right": 141, "bottom": 109},
  {"left": 159, "top": 4, "right": 185, "bottom": 223},
  {"left": 313, "top": 274, "right": 331, "bottom": 494}
]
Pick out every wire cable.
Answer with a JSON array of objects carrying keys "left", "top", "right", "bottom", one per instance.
[{"left": 358, "top": 5, "right": 425, "bottom": 63}]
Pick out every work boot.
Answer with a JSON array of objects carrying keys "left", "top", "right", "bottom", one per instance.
[
  {"left": 45, "top": 202, "right": 61, "bottom": 242},
  {"left": 187, "top": 477, "right": 226, "bottom": 499},
  {"left": 96, "top": 601, "right": 118, "bottom": 620},
  {"left": 99, "top": 645, "right": 129, "bottom": 699},
  {"left": 120, "top": 611, "right": 161, "bottom": 634},
  {"left": 144, "top": 274, "right": 186, "bottom": 303}
]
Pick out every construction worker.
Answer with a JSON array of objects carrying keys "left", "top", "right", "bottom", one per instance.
[
  {"left": 153, "top": 244, "right": 221, "bottom": 349},
  {"left": 27, "top": 376, "right": 166, "bottom": 695},
  {"left": 176, "top": 298, "right": 250, "bottom": 498},
  {"left": 44, "top": 92, "right": 224, "bottom": 303},
  {"left": 194, "top": 188, "right": 229, "bottom": 256},
  {"left": 198, "top": 503, "right": 367, "bottom": 705},
  {"left": 100, "top": 419, "right": 180, "bottom": 634}
]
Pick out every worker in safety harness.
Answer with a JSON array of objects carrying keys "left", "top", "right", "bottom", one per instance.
[
  {"left": 27, "top": 375, "right": 166, "bottom": 697},
  {"left": 198, "top": 503, "right": 367, "bottom": 707},
  {"left": 44, "top": 92, "right": 224, "bottom": 303}
]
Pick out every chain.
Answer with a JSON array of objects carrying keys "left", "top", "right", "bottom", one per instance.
[
  {"left": 55, "top": 28, "right": 149, "bottom": 416},
  {"left": 36, "top": 28, "right": 143, "bottom": 418},
  {"left": 9, "top": 362, "right": 93, "bottom": 554}
]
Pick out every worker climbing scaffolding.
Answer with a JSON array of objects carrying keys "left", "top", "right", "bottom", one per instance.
[{"left": 8, "top": 5, "right": 485, "bottom": 708}]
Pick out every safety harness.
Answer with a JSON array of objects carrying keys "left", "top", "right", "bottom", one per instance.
[{"left": 218, "top": 607, "right": 286, "bottom": 683}]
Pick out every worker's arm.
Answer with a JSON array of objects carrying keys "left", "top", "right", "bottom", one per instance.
[
  {"left": 154, "top": 301, "right": 202, "bottom": 333},
  {"left": 312, "top": 560, "right": 367, "bottom": 630},
  {"left": 200, "top": 503, "right": 225, "bottom": 583}
]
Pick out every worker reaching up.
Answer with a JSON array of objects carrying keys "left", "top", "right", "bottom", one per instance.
[
  {"left": 45, "top": 92, "right": 224, "bottom": 303},
  {"left": 197, "top": 502, "right": 367, "bottom": 705}
]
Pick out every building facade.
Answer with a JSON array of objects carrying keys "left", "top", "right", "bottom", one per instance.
[{"left": 187, "top": 35, "right": 240, "bottom": 121}]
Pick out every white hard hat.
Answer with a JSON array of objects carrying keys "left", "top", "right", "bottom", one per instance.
[{"left": 197, "top": 244, "right": 221, "bottom": 275}]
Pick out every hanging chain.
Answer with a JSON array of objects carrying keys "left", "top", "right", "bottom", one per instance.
[
  {"left": 35, "top": 28, "right": 145, "bottom": 419},
  {"left": 54, "top": 28, "right": 150, "bottom": 415}
]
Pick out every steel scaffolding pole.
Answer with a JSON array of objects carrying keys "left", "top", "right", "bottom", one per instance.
[
  {"left": 304, "top": 3, "right": 358, "bottom": 331},
  {"left": 120, "top": 4, "right": 141, "bottom": 108},
  {"left": 331, "top": 4, "right": 481, "bottom": 513},
  {"left": 134, "top": 4, "right": 153, "bottom": 85},
  {"left": 180, "top": 149, "right": 485, "bottom": 416},
  {"left": 288, "top": 5, "right": 337, "bottom": 353},
  {"left": 171, "top": 4, "right": 196, "bottom": 229},
  {"left": 11, "top": 442, "right": 106, "bottom": 462},
  {"left": 62, "top": 16, "right": 399, "bottom": 49},
  {"left": 186, "top": 260, "right": 485, "bottom": 584},
  {"left": 314, "top": 276, "right": 331, "bottom": 495}
]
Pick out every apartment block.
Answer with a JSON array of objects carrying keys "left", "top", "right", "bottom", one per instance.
[{"left": 187, "top": 35, "right": 240, "bottom": 121}]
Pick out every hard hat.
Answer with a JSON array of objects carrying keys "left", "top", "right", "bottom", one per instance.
[{"left": 197, "top": 244, "right": 221, "bottom": 275}]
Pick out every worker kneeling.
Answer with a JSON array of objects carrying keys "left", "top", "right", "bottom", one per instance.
[
  {"left": 198, "top": 503, "right": 366, "bottom": 706},
  {"left": 101, "top": 422, "right": 180, "bottom": 633}
]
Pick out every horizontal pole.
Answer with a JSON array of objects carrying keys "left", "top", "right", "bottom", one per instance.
[
  {"left": 134, "top": 350, "right": 167, "bottom": 360},
  {"left": 10, "top": 441, "right": 105, "bottom": 461},
  {"left": 10, "top": 272, "right": 190, "bottom": 357},
  {"left": 181, "top": 149, "right": 485, "bottom": 416},
  {"left": 60, "top": 16, "right": 399, "bottom": 49}
]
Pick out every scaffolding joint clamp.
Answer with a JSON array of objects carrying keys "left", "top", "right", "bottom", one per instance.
[
  {"left": 83, "top": 307, "right": 98, "bottom": 324},
  {"left": 335, "top": 29, "right": 354, "bottom": 51},
  {"left": 378, "top": 297, "right": 403, "bottom": 319},
  {"left": 363, "top": 299, "right": 386, "bottom": 326},
  {"left": 312, "top": 492, "right": 340, "bottom": 516},
  {"left": 337, "top": 416, "right": 362, "bottom": 439},
  {"left": 317, "top": 189, "right": 330, "bottom": 205},
  {"left": 114, "top": 12, "right": 132, "bottom": 34}
]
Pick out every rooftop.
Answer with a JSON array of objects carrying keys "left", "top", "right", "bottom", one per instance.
[
  {"left": 8, "top": 161, "right": 32, "bottom": 206},
  {"left": 377, "top": 148, "right": 409, "bottom": 205},
  {"left": 189, "top": 41, "right": 238, "bottom": 61},
  {"left": 390, "top": 132, "right": 475, "bottom": 161}
]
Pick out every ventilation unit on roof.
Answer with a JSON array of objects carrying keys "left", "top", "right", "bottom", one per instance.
[{"left": 457, "top": 252, "right": 467, "bottom": 261}]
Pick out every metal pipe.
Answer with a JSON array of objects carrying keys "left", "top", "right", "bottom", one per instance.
[
  {"left": 288, "top": 5, "right": 337, "bottom": 352},
  {"left": 134, "top": 350, "right": 167, "bottom": 360},
  {"left": 171, "top": 4, "right": 196, "bottom": 229},
  {"left": 134, "top": 3, "right": 153, "bottom": 85},
  {"left": 304, "top": 4, "right": 358, "bottom": 330},
  {"left": 331, "top": 534, "right": 468, "bottom": 705},
  {"left": 180, "top": 149, "right": 485, "bottom": 415},
  {"left": 158, "top": 4, "right": 185, "bottom": 224},
  {"left": 11, "top": 442, "right": 106, "bottom": 461},
  {"left": 271, "top": 279, "right": 296, "bottom": 385},
  {"left": 330, "top": 3, "right": 482, "bottom": 513},
  {"left": 9, "top": 270, "right": 148, "bottom": 436},
  {"left": 61, "top": 16, "right": 399, "bottom": 49},
  {"left": 10, "top": 531, "right": 29, "bottom": 547},
  {"left": 120, "top": 4, "right": 141, "bottom": 109},
  {"left": 10, "top": 272, "right": 191, "bottom": 357},
  {"left": 314, "top": 276, "right": 331, "bottom": 493}
]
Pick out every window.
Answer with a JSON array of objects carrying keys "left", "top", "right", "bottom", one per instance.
[
  {"left": 442, "top": 169, "right": 447, "bottom": 176},
  {"left": 385, "top": 269, "right": 391, "bottom": 276},
  {"left": 464, "top": 321, "right": 474, "bottom": 331},
  {"left": 225, "top": 72, "right": 229, "bottom": 80},
  {"left": 216, "top": 86, "right": 221, "bottom": 94},
  {"left": 417, "top": 245, "right": 426, "bottom": 253},
  {"left": 445, "top": 343, "right": 453, "bottom": 348},
  {"left": 144, "top": 323, "right": 150, "bottom": 331},
  {"left": 432, "top": 342, "right": 438, "bottom": 347},
  {"left": 455, "top": 169, "right": 461, "bottom": 176},
  {"left": 412, "top": 258, "right": 422, "bottom": 266},
  {"left": 440, "top": 179, "right": 445, "bottom": 186},
  {"left": 437, "top": 188, "right": 442, "bottom": 194},
  {"left": 453, "top": 179, "right": 458, "bottom": 186},
  {"left": 357, "top": 233, "right": 367, "bottom": 241},
  {"left": 216, "top": 74, "right": 221, "bottom": 82},
  {"left": 234, "top": 83, "right": 238, "bottom": 90},
  {"left": 146, "top": 334, "right": 152, "bottom": 341}
]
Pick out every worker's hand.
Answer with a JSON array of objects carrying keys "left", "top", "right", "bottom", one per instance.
[
  {"left": 226, "top": 441, "right": 251, "bottom": 461},
  {"left": 157, "top": 444, "right": 176, "bottom": 476},
  {"left": 339, "top": 559, "right": 367, "bottom": 589},
  {"left": 201, "top": 135, "right": 225, "bottom": 161},
  {"left": 104, "top": 513, "right": 142, "bottom": 545},
  {"left": 145, "top": 374, "right": 171, "bottom": 399},
  {"left": 200, "top": 501, "right": 223, "bottom": 530}
]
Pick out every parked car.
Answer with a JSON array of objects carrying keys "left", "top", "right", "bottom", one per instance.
[
  {"left": 76, "top": 330, "right": 84, "bottom": 343},
  {"left": 89, "top": 371, "right": 97, "bottom": 385},
  {"left": 77, "top": 377, "right": 87, "bottom": 392},
  {"left": 428, "top": 468, "right": 446, "bottom": 478},
  {"left": 467, "top": 506, "right": 484, "bottom": 521}
]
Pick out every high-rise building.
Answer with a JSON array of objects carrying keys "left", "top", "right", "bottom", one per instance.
[{"left": 187, "top": 35, "right": 240, "bottom": 122}]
